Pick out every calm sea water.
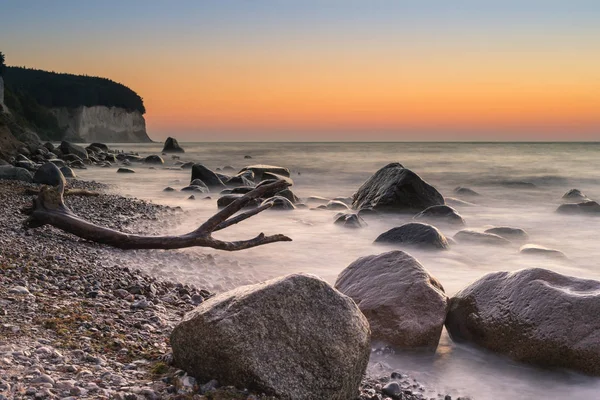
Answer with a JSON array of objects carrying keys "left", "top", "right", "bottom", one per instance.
[{"left": 76, "top": 142, "right": 600, "bottom": 399}]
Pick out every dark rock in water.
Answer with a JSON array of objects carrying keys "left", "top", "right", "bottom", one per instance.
[
  {"left": 519, "top": 244, "right": 566, "bottom": 258},
  {"left": 89, "top": 142, "right": 109, "bottom": 152},
  {"left": 226, "top": 174, "right": 254, "bottom": 188},
  {"left": 326, "top": 200, "right": 350, "bottom": 210},
  {"left": 218, "top": 194, "right": 261, "bottom": 209},
  {"left": 191, "top": 164, "right": 226, "bottom": 190},
  {"left": 188, "top": 195, "right": 196, "bottom": 200},
  {"left": 334, "top": 213, "right": 367, "bottom": 228},
  {"left": 335, "top": 251, "right": 448, "bottom": 350},
  {"left": 375, "top": 222, "right": 449, "bottom": 250},
  {"left": 181, "top": 185, "right": 209, "bottom": 193},
  {"left": 499, "top": 180, "right": 536, "bottom": 188},
  {"left": 0, "top": 165, "right": 33, "bottom": 182},
  {"left": 163, "top": 187, "right": 176, "bottom": 192},
  {"left": 170, "top": 273, "right": 370, "bottom": 400},
  {"left": 414, "top": 205, "right": 465, "bottom": 225},
  {"left": 261, "top": 196, "right": 296, "bottom": 210},
  {"left": 262, "top": 172, "right": 294, "bottom": 186},
  {"left": 454, "top": 186, "right": 480, "bottom": 196},
  {"left": 562, "top": 189, "right": 588, "bottom": 201},
  {"left": 59, "top": 141, "right": 88, "bottom": 160},
  {"left": 239, "top": 165, "right": 290, "bottom": 182},
  {"left": 216, "top": 172, "right": 232, "bottom": 182},
  {"left": 557, "top": 201, "right": 600, "bottom": 215},
  {"left": 275, "top": 188, "right": 299, "bottom": 204},
  {"left": 454, "top": 230, "right": 511, "bottom": 246},
  {"left": 162, "top": 137, "right": 185, "bottom": 153},
  {"left": 485, "top": 227, "right": 529, "bottom": 240},
  {"left": 446, "top": 268, "right": 600, "bottom": 376},
  {"left": 190, "top": 179, "right": 209, "bottom": 191},
  {"left": 59, "top": 166, "right": 76, "bottom": 179},
  {"left": 244, "top": 155, "right": 252, "bottom": 159},
  {"left": 61, "top": 153, "right": 83, "bottom": 163},
  {"left": 117, "top": 168, "right": 135, "bottom": 173},
  {"left": 144, "top": 155, "right": 165, "bottom": 165},
  {"left": 352, "top": 163, "right": 444, "bottom": 212}
]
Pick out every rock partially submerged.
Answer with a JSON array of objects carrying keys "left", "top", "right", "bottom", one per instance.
[
  {"left": 413, "top": 204, "right": 465, "bottom": 225},
  {"left": 335, "top": 251, "right": 448, "bottom": 350},
  {"left": 170, "top": 273, "right": 371, "bottom": 399},
  {"left": 484, "top": 226, "right": 529, "bottom": 241},
  {"left": 239, "top": 165, "right": 291, "bottom": 182},
  {"left": 519, "top": 244, "right": 566, "bottom": 258},
  {"left": 334, "top": 213, "right": 367, "bottom": 229},
  {"left": 446, "top": 268, "right": 600, "bottom": 375},
  {"left": 557, "top": 201, "right": 600, "bottom": 215},
  {"left": 191, "top": 164, "right": 226, "bottom": 190},
  {"left": 375, "top": 222, "right": 449, "bottom": 250},
  {"left": 352, "top": 163, "right": 444, "bottom": 212},
  {"left": 117, "top": 168, "right": 135, "bottom": 173},
  {"left": 454, "top": 229, "right": 511, "bottom": 246},
  {"left": 562, "top": 189, "right": 588, "bottom": 201},
  {"left": 162, "top": 137, "right": 185, "bottom": 153},
  {"left": 454, "top": 186, "right": 480, "bottom": 196}
]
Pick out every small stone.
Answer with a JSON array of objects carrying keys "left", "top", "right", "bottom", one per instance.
[{"left": 382, "top": 382, "right": 401, "bottom": 397}]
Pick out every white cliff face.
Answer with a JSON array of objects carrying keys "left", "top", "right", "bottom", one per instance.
[{"left": 52, "top": 106, "right": 152, "bottom": 143}]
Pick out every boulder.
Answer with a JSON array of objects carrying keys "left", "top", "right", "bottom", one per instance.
[
  {"left": 454, "top": 186, "right": 480, "bottom": 196},
  {"left": 117, "top": 168, "right": 135, "bottom": 173},
  {"left": 334, "top": 213, "right": 367, "bottom": 228},
  {"left": 225, "top": 172, "right": 254, "bottom": 188},
  {"left": 181, "top": 185, "right": 209, "bottom": 193},
  {"left": 335, "top": 251, "right": 448, "bottom": 350},
  {"left": 163, "top": 187, "right": 176, "bottom": 192},
  {"left": 144, "top": 155, "right": 165, "bottom": 165},
  {"left": 59, "top": 141, "right": 88, "bottom": 160},
  {"left": 413, "top": 205, "right": 465, "bottom": 225},
  {"left": 190, "top": 179, "right": 209, "bottom": 191},
  {"left": 33, "top": 163, "right": 66, "bottom": 187},
  {"left": 484, "top": 227, "right": 529, "bottom": 240},
  {"left": 326, "top": 200, "right": 350, "bottom": 210},
  {"left": 191, "top": 164, "right": 226, "bottom": 190},
  {"left": 557, "top": 201, "right": 600, "bottom": 215},
  {"left": 352, "top": 163, "right": 444, "bottom": 212},
  {"left": 562, "top": 189, "right": 588, "bottom": 201},
  {"left": 374, "top": 222, "right": 449, "bottom": 250},
  {"left": 519, "top": 244, "right": 566, "bottom": 258},
  {"left": 445, "top": 268, "right": 600, "bottom": 375},
  {"left": 274, "top": 188, "right": 299, "bottom": 204},
  {"left": 238, "top": 165, "right": 291, "bottom": 182},
  {"left": 0, "top": 165, "right": 33, "bottom": 182},
  {"left": 89, "top": 142, "right": 109, "bottom": 152},
  {"left": 454, "top": 229, "right": 511, "bottom": 246},
  {"left": 162, "top": 137, "right": 185, "bottom": 153},
  {"left": 261, "top": 196, "right": 296, "bottom": 210},
  {"left": 170, "top": 273, "right": 370, "bottom": 399},
  {"left": 262, "top": 172, "right": 294, "bottom": 186},
  {"left": 43, "top": 142, "right": 55, "bottom": 152},
  {"left": 62, "top": 154, "right": 83, "bottom": 163}
]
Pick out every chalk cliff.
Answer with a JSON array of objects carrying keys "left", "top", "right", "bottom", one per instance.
[{"left": 52, "top": 106, "right": 152, "bottom": 143}]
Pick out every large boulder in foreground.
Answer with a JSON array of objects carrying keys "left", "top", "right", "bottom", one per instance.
[
  {"left": 171, "top": 273, "right": 370, "bottom": 400},
  {"left": 352, "top": 163, "right": 444, "bottom": 212},
  {"left": 33, "top": 163, "right": 66, "bottom": 187},
  {"left": 191, "top": 164, "right": 226, "bottom": 190},
  {"left": 162, "top": 137, "right": 185, "bottom": 153},
  {"left": 335, "top": 251, "right": 448, "bottom": 351},
  {"left": 446, "top": 268, "right": 600, "bottom": 375},
  {"left": 375, "top": 222, "right": 449, "bottom": 250}
]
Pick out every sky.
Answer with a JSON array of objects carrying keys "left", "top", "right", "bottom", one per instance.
[{"left": 1, "top": 0, "right": 599, "bottom": 141}]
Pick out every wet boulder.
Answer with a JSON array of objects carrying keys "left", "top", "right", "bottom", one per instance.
[
  {"left": 557, "top": 201, "right": 600, "bottom": 215},
  {"left": 484, "top": 227, "right": 529, "bottom": 241},
  {"left": 170, "top": 273, "right": 370, "bottom": 399},
  {"left": 89, "top": 142, "right": 109, "bottom": 152},
  {"left": 261, "top": 196, "right": 295, "bottom": 210},
  {"left": 60, "top": 166, "right": 76, "bottom": 179},
  {"left": 374, "top": 222, "right": 449, "bottom": 250},
  {"left": 454, "top": 186, "right": 480, "bottom": 196},
  {"left": 191, "top": 164, "right": 226, "bottom": 190},
  {"left": 519, "top": 244, "right": 566, "bottom": 258},
  {"left": 413, "top": 205, "right": 465, "bottom": 225},
  {"left": 562, "top": 189, "right": 588, "bottom": 201},
  {"left": 181, "top": 185, "right": 209, "bottom": 193},
  {"left": 117, "top": 168, "right": 135, "bottom": 173},
  {"left": 162, "top": 137, "right": 185, "bottom": 153},
  {"left": 225, "top": 171, "right": 255, "bottom": 188},
  {"left": 445, "top": 268, "right": 600, "bottom": 376},
  {"left": 326, "top": 200, "right": 350, "bottom": 210},
  {"left": 335, "top": 251, "right": 448, "bottom": 350},
  {"left": 238, "top": 165, "right": 291, "bottom": 182},
  {"left": 33, "top": 163, "right": 66, "bottom": 187},
  {"left": 454, "top": 229, "right": 511, "bottom": 246},
  {"left": 59, "top": 141, "right": 88, "bottom": 160},
  {"left": 144, "top": 155, "right": 165, "bottom": 165},
  {"left": 352, "top": 163, "right": 444, "bottom": 212},
  {"left": 0, "top": 165, "right": 33, "bottom": 182},
  {"left": 275, "top": 188, "right": 299, "bottom": 204},
  {"left": 334, "top": 213, "right": 367, "bottom": 229}
]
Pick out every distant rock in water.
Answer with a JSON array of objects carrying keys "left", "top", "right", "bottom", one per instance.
[
  {"left": 446, "top": 268, "right": 600, "bottom": 376},
  {"left": 144, "top": 155, "right": 164, "bottom": 165},
  {"left": 562, "top": 189, "right": 588, "bottom": 201},
  {"left": 33, "top": 163, "right": 66, "bottom": 187},
  {"left": 519, "top": 244, "right": 566, "bottom": 258},
  {"left": 162, "top": 137, "right": 185, "bottom": 153},
  {"left": 335, "top": 250, "right": 448, "bottom": 351},
  {"left": 375, "top": 222, "right": 449, "bottom": 250},
  {"left": 117, "top": 168, "right": 135, "bottom": 173},
  {"left": 557, "top": 201, "right": 600, "bottom": 215},
  {"left": 163, "top": 187, "right": 175, "bottom": 192},
  {"left": 170, "top": 273, "right": 370, "bottom": 399},
  {"left": 334, "top": 213, "right": 367, "bottom": 229},
  {"left": 484, "top": 227, "right": 529, "bottom": 241},
  {"left": 454, "top": 186, "right": 480, "bottom": 196},
  {"left": 454, "top": 229, "right": 511, "bottom": 246},
  {"left": 414, "top": 205, "right": 465, "bottom": 225},
  {"left": 352, "top": 163, "right": 444, "bottom": 212}
]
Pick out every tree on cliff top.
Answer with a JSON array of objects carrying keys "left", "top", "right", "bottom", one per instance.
[{"left": 0, "top": 52, "right": 6, "bottom": 76}]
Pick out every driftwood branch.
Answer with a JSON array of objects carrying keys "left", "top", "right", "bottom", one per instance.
[{"left": 22, "top": 179, "right": 292, "bottom": 251}]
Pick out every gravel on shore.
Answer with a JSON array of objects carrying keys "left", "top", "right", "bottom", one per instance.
[{"left": 0, "top": 179, "right": 466, "bottom": 400}]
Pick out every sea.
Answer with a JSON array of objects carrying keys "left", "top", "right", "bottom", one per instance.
[{"left": 74, "top": 142, "right": 600, "bottom": 400}]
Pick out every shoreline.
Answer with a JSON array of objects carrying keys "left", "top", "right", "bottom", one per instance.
[{"left": 0, "top": 178, "right": 463, "bottom": 400}]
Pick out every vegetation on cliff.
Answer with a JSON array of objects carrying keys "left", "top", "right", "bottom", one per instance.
[{"left": 4, "top": 67, "right": 145, "bottom": 114}]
